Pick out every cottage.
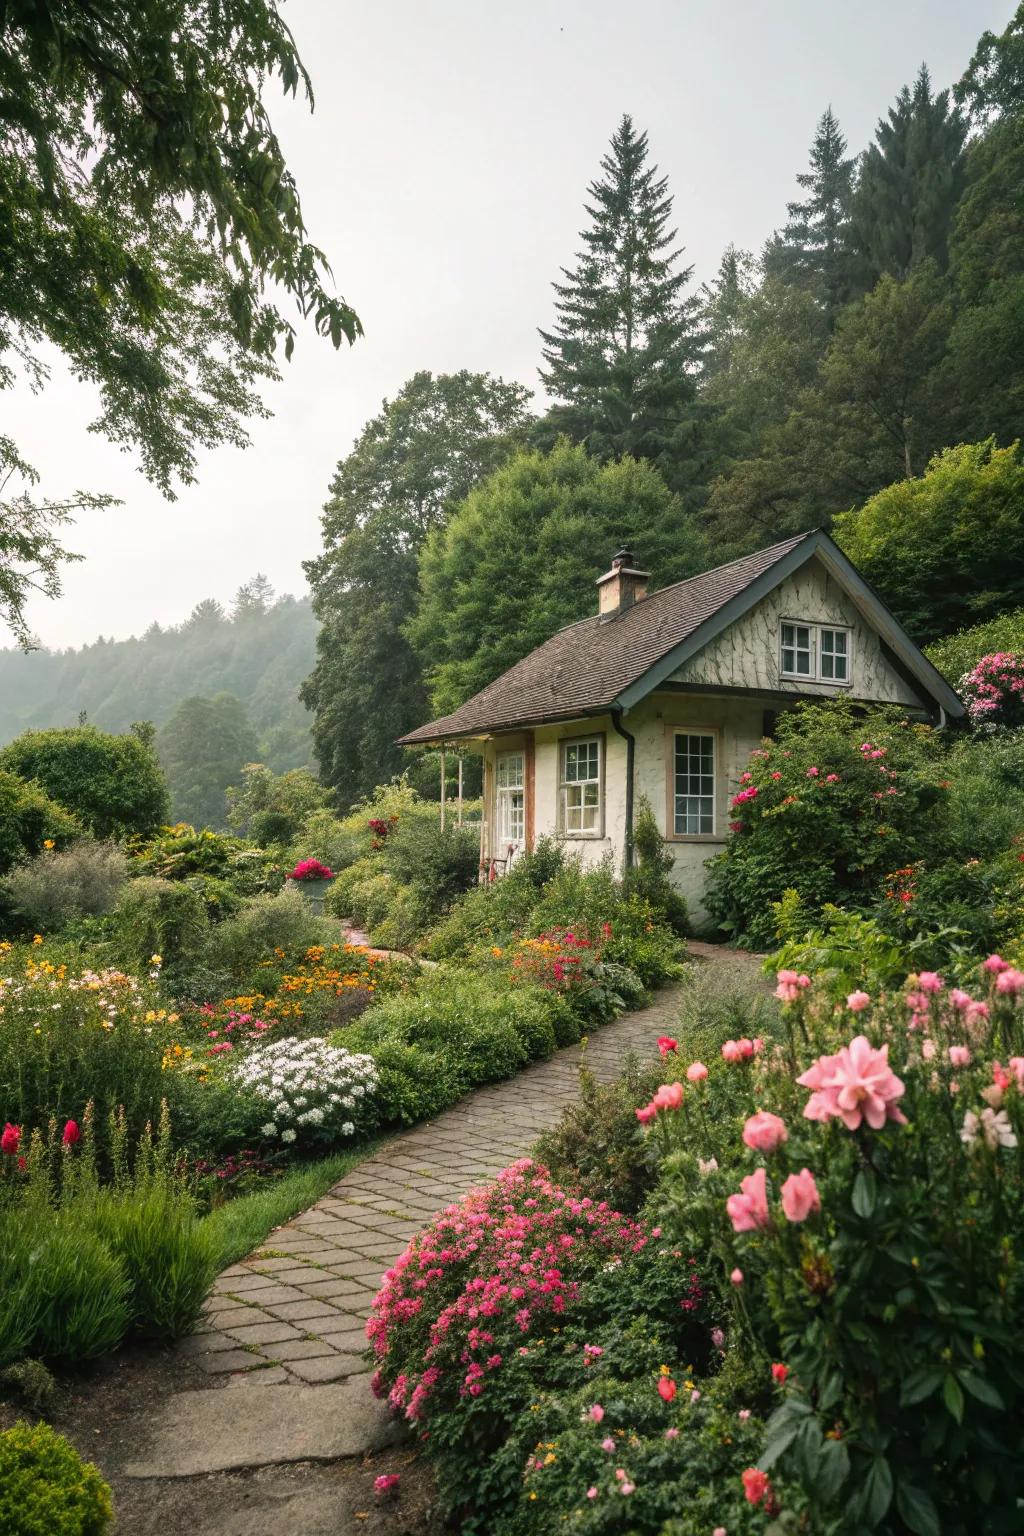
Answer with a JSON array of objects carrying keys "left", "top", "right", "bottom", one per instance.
[{"left": 397, "top": 530, "right": 964, "bottom": 920}]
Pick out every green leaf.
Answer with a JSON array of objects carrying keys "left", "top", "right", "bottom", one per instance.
[
  {"left": 896, "top": 1482, "right": 942, "bottom": 1536},
  {"left": 816, "top": 1437, "right": 850, "bottom": 1503},
  {"left": 852, "top": 1168, "right": 877, "bottom": 1218},
  {"left": 759, "top": 1400, "right": 811, "bottom": 1470},
  {"left": 863, "top": 1456, "right": 894, "bottom": 1526},
  {"left": 943, "top": 1373, "right": 965, "bottom": 1424},
  {"left": 961, "top": 1372, "right": 1004, "bottom": 1409},
  {"left": 900, "top": 1367, "right": 944, "bottom": 1406}
]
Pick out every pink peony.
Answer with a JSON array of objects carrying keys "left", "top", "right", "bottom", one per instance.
[
  {"left": 948, "top": 1045, "right": 971, "bottom": 1067},
  {"left": 984, "top": 954, "right": 1009, "bottom": 974},
  {"left": 798, "top": 1035, "right": 907, "bottom": 1131},
  {"left": 950, "top": 989, "right": 972, "bottom": 1011},
  {"left": 780, "top": 1167, "right": 820, "bottom": 1223},
  {"left": 726, "top": 1167, "right": 770, "bottom": 1233},
  {"left": 652, "top": 1082, "right": 684, "bottom": 1112},
  {"left": 995, "top": 967, "right": 1024, "bottom": 997},
  {"left": 846, "top": 990, "right": 871, "bottom": 1012},
  {"left": 917, "top": 971, "right": 944, "bottom": 993},
  {"left": 686, "top": 1061, "right": 708, "bottom": 1082},
  {"left": 742, "top": 1111, "right": 788, "bottom": 1153},
  {"left": 601, "top": 1437, "right": 616, "bottom": 1453}
]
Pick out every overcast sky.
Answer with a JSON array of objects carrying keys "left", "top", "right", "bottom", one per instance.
[{"left": 4, "top": 0, "right": 1012, "bottom": 651}]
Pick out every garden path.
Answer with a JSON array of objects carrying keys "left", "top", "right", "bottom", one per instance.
[{"left": 125, "top": 942, "right": 767, "bottom": 1496}]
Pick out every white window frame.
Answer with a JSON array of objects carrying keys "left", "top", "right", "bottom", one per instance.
[
  {"left": 495, "top": 750, "right": 525, "bottom": 850},
  {"left": 559, "top": 735, "right": 604, "bottom": 839},
  {"left": 780, "top": 620, "right": 852, "bottom": 686},
  {"left": 670, "top": 729, "right": 717, "bottom": 840}
]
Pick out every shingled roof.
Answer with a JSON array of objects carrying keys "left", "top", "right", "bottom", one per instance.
[
  {"left": 397, "top": 529, "right": 965, "bottom": 745},
  {"left": 397, "top": 533, "right": 822, "bottom": 745}
]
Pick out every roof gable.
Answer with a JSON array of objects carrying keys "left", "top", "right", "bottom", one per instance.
[{"left": 397, "top": 531, "right": 963, "bottom": 745}]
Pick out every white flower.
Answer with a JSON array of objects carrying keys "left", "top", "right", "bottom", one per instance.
[
  {"left": 341, "top": 1122, "right": 355, "bottom": 1136},
  {"left": 260, "top": 1123, "right": 278, "bottom": 1138},
  {"left": 281, "top": 1128, "right": 296, "bottom": 1144},
  {"left": 961, "top": 1107, "right": 1018, "bottom": 1151}
]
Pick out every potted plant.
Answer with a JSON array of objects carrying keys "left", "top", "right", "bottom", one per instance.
[{"left": 287, "top": 857, "right": 336, "bottom": 914}]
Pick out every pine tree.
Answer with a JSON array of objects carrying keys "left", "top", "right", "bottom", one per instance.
[
  {"left": 699, "top": 245, "right": 757, "bottom": 384},
  {"left": 765, "top": 108, "right": 860, "bottom": 326},
  {"left": 538, "top": 114, "right": 701, "bottom": 473},
  {"left": 855, "top": 66, "right": 968, "bottom": 280}
]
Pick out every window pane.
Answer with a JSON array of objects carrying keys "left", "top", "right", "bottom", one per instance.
[
  {"left": 781, "top": 647, "right": 795, "bottom": 673},
  {"left": 796, "top": 651, "right": 811, "bottom": 675},
  {"left": 781, "top": 623, "right": 794, "bottom": 647},
  {"left": 674, "top": 733, "right": 715, "bottom": 835},
  {"left": 821, "top": 652, "right": 834, "bottom": 679},
  {"left": 833, "top": 652, "right": 848, "bottom": 680}
]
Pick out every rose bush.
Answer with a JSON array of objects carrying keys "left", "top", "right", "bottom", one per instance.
[
  {"left": 960, "top": 652, "right": 1024, "bottom": 730},
  {"left": 643, "top": 958, "right": 1024, "bottom": 1534}
]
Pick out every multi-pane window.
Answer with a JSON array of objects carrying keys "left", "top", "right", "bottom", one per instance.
[
  {"left": 674, "top": 733, "right": 716, "bottom": 836},
  {"left": 560, "top": 738, "right": 602, "bottom": 835},
  {"left": 819, "top": 627, "right": 849, "bottom": 682},
  {"left": 496, "top": 751, "right": 525, "bottom": 847},
  {"left": 780, "top": 621, "right": 851, "bottom": 685},
  {"left": 780, "top": 622, "right": 813, "bottom": 677}
]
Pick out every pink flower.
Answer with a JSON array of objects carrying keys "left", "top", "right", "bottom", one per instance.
[
  {"left": 586, "top": 1487, "right": 598, "bottom": 1499},
  {"left": 711, "top": 1327, "right": 725, "bottom": 1349},
  {"left": 1009, "top": 1057, "right": 1024, "bottom": 1088},
  {"left": 690, "top": 1388, "right": 701, "bottom": 1403},
  {"left": 780, "top": 1167, "right": 820, "bottom": 1223},
  {"left": 665, "top": 1427, "right": 680, "bottom": 1439},
  {"left": 918, "top": 971, "right": 944, "bottom": 993},
  {"left": 620, "top": 1482, "right": 635, "bottom": 1496},
  {"left": 806, "top": 766, "right": 820, "bottom": 777},
  {"left": 657, "top": 1377, "right": 677, "bottom": 1402},
  {"left": 996, "top": 968, "right": 1024, "bottom": 997},
  {"left": 652, "top": 1082, "right": 684, "bottom": 1112},
  {"left": 949, "top": 1045, "right": 971, "bottom": 1067},
  {"left": 714, "top": 1529, "right": 727, "bottom": 1536},
  {"left": 1, "top": 1123, "right": 20, "bottom": 1156},
  {"left": 726, "top": 1167, "right": 770, "bottom": 1233},
  {"left": 686, "top": 1061, "right": 708, "bottom": 1082},
  {"left": 951, "top": 989, "right": 972, "bottom": 1011},
  {"left": 635, "top": 1103, "right": 657, "bottom": 1125},
  {"left": 62, "top": 1119, "right": 81, "bottom": 1147},
  {"left": 825, "top": 772, "right": 840, "bottom": 783},
  {"left": 601, "top": 1437, "right": 616, "bottom": 1453},
  {"left": 721, "top": 1039, "right": 743, "bottom": 1062},
  {"left": 771, "top": 1362, "right": 789, "bottom": 1385},
  {"left": 374, "top": 1473, "right": 400, "bottom": 1497},
  {"left": 846, "top": 990, "right": 871, "bottom": 1013},
  {"left": 774, "top": 970, "right": 811, "bottom": 1004},
  {"left": 730, "top": 1268, "right": 744, "bottom": 1286},
  {"left": 799, "top": 1035, "right": 907, "bottom": 1131},
  {"left": 742, "top": 1110, "right": 788, "bottom": 1153},
  {"left": 984, "top": 954, "right": 1009, "bottom": 974},
  {"left": 657, "top": 1036, "right": 678, "bottom": 1056},
  {"left": 738, "top": 1409, "right": 751, "bottom": 1422},
  {"left": 588, "top": 1403, "right": 605, "bottom": 1423}
]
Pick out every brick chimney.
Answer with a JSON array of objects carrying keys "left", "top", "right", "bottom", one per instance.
[{"left": 596, "top": 547, "right": 650, "bottom": 620}]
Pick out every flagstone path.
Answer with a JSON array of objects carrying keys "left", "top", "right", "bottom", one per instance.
[{"left": 125, "top": 941, "right": 767, "bottom": 1493}]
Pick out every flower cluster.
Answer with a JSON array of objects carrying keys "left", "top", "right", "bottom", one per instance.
[
  {"left": 288, "top": 857, "right": 335, "bottom": 881},
  {"left": 960, "top": 652, "right": 1024, "bottom": 729},
  {"left": 511, "top": 926, "right": 607, "bottom": 993},
  {"left": 368, "top": 815, "right": 399, "bottom": 849},
  {"left": 368, "top": 1160, "right": 648, "bottom": 1426},
  {"left": 227, "top": 1035, "right": 378, "bottom": 1146}
]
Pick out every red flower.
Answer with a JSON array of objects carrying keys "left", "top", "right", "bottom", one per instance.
[
  {"left": 62, "top": 1120, "right": 81, "bottom": 1147},
  {"left": 1, "top": 1122, "right": 20, "bottom": 1156},
  {"left": 657, "top": 1036, "right": 678, "bottom": 1056},
  {"left": 657, "top": 1376, "right": 677, "bottom": 1402},
  {"left": 771, "top": 1362, "right": 789, "bottom": 1385},
  {"left": 742, "top": 1467, "right": 772, "bottom": 1506}
]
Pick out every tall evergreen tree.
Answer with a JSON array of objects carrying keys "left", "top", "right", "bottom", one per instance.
[
  {"left": 699, "top": 246, "right": 757, "bottom": 385},
  {"left": 157, "top": 693, "right": 259, "bottom": 829},
  {"left": 302, "top": 372, "right": 532, "bottom": 806},
  {"left": 855, "top": 65, "right": 968, "bottom": 280},
  {"left": 765, "top": 108, "right": 860, "bottom": 325},
  {"left": 538, "top": 114, "right": 701, "bottom": 479}
]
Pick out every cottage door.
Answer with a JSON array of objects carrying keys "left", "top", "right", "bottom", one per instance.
[{"left": 495, "top": 750, "right": 526, "bottom": 866}]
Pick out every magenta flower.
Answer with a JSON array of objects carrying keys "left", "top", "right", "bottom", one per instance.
[
  {"left": 726, "top": 1167, "right": 770, "bottom": 1233},
  {"left": 799, "top": 1036, "right": 907, "bottom": 1131}
]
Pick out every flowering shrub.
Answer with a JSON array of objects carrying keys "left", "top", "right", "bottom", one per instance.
[
  {"left": 287, "top": 857, "right": 335, "bottom": 881},
  {"left": 510, "top": 925, "right": 644, "bottom": 1020},
  {"left": 960, "top": 651, "right": 1024, "bottom": 729},
  {"left": 226, "top": 1035, "right": 377, "bottom": 1146},
  {"left": 706, "top": 701, "right": 949, "bottom": 948},
  {"left": 645, "top": 958, "right": 1024, "bottom": 1533}
]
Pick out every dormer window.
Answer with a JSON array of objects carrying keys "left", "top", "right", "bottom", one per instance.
[{"left": 780, "top": 621, "right": 851, "bottom": 685}]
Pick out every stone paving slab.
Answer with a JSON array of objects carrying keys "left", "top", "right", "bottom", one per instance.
[{"left": 183, "top": 979, "right": 689, "bottom": 1385}]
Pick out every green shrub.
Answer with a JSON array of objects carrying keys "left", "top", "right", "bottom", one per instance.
[
  {"left": 199, "top": 886, "right": 330, "bottom": 992},
  {"left": 113, "top": 876, "right": 208, "bottom": 972},
  {"left": 927, "top": 604, "right": 1024, "bottom": 683},
  {"left": 0, "top": 1207, "right": 45, "bottom": 1370},
  {"left": 0, "top": 1421, "right": 113, "bottom": 1536},
  {"left": 129, "top": 823, "right": 279, "bottom": 898},
  {"left": 380, "top": 814, "right": 480, "bottom": 915},
  {"left": 27, "top": 1220, "right": 131, "bottom": 1361},
  {"left": 89, "top": 1185, "right": 216, "bottom": 1338},
  {"left": 705, "top": 700, "right": 948, "bottom": 948},
  {"left": 0, "top": 725, "right": 168, "bottom": 838},
  {"left": 628, "top": 795, "right": 690, "bottom": 934},
  {"left": 535, "top": 1054, "right": 664, "bottom": 1214},
  {"left": 0, "top": 840, "right": 127, "bottom": 930},
  {"left": 0, "top": 769, "right": 81, "bottom": 881}
]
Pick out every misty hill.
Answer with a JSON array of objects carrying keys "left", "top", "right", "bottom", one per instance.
[{"left": 0, "top": 581, "right": 317, "bottom": 775}]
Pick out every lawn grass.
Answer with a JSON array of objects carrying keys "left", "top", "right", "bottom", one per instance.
[{"left": 201, "top": 1136, "right": 390, "bottom": 1269}]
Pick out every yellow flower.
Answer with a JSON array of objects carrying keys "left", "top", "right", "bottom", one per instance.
[
  {"left": 150, "top": 954, "right": 163, "bottom": 966},
  {"left": 32, "top": 934, "right": 43, "bottom": 946},
  {"left": 43, "top": 839, "right": 55, "bottom": 850},
  {"left": 491, "top": 946, "right": 503, "bottom": 957}
]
